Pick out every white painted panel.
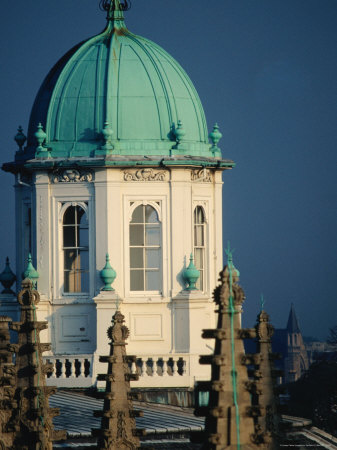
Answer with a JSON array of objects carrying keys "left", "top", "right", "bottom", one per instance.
[
  {"left": 61, "top": 314, "right": 89, "bottom": 339},
  {"left": 131, "top": 314, "right": 163, "bottom": 340}
]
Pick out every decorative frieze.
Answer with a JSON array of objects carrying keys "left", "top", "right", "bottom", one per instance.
[
  {"left": 51, "top": 169, "right": 93, "bottom": 183},
  {"left": 124, "top": 168, "right": 167, "bottom": 181},
  {"left": 191, "top": 168, "right": 212, "bottom": 182}
]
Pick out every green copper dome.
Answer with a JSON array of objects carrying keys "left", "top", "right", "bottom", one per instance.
[{"left": 25, "top": 2, "right": 214, "bottom": 160}]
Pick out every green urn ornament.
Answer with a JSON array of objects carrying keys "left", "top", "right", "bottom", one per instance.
[
  {"left": 100, "top": 253, "right": 116, "bottom": 291},
  {"left": 183, "top": 253, "right": 200, "bottom": 291}
]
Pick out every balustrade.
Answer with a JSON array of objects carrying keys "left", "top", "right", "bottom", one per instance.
[
  {"left": 44, "top": 354, "right": 191, "bottom": 388},
  {"left": 44, "top": 355, "right": 93, "bottom": 388}
]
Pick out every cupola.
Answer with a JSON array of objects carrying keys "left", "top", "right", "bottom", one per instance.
[{"left": 22, "top": 0, "right": 218, "bottom": 161}]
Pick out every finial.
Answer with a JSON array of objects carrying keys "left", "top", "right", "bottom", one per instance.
[
  {"left": 260, "top": 293, "right": 265, "bottom": 311},
  {"left": 225, "top": 241, "right": 240, "bottom": 279},
  {"left": 101, "top": 121, "right": 114, "bottom": 151},
  {"left": 34, "top": 123, "right": 50, "bottom": 158},
  {"left": 0, "top": 257, "right": 16, "bottom": 294},
  {"left": 22, "top": 253, "right": 39, "bottom": 288},
  {"left": 14, "top": 126, "right": 27, "bottom": 151},
  {"left": 100, "top": 0, "right": 130, "bottom": 22},
  {"left": 115, "top": 296, "right": 121, "bottom": 310},
  {"left": 209, "top": 123, "right": 222, "bottom": 158},
  {"left": 100, "top": 253, "right": 116, "bottom": 291},
  {"left": 174, "top": 120, "right": 186, "bottom": 145},
  {"left": 225, "top": 241, "right": 234, "bottom": 265},
  {"left": 209, "top": 123, "right": 222, "bottom": 146},
  {"left": 35, "top": 123, "right": 46, "bottom": 148},
  {"left": 183, "top": 253, "right": 200, "bottom": 291}
]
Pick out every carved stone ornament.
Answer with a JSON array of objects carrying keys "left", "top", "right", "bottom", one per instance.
[
  {"left": 51, "top": 169, "right": 93, "bottom": 183},
  {"left": 191, "top": 168, "right": 212, "bottom": 182},
  {"left": 124, "top": 168, "right": 167, "bottom": 181}
]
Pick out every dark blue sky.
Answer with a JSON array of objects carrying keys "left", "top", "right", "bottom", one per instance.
[{"left": 0, "top": 1, "right": 336, "bottom": 339}]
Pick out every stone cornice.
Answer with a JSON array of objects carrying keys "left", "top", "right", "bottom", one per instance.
[{"left": 3, "top": 156, "right": 234, "bottom": 175}]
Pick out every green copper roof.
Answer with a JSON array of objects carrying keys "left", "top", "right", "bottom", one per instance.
[{"left": 24, "top": 2, "right": 217, "bottom": 160}]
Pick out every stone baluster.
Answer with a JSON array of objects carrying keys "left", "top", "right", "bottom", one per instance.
[
  {"left": 60, "top": 358, "right": 66, "bottom": 379},
  {"left": 181, "top": 358, "right": 187, "bottom": 375},
  {"left": 152, "top": 358, "right": 159, "bottom": 377},
  {"left": 86, "top": 359, "right": 91, "bottom": 377},
  {"left": 162, "top": 358, "right": 168, "bottom": 376},
  {"left": 172, "top": 358, "right": 178, "bottom": 376},
  {"left": 77, "top": 358, "right": 83, "bottom": 377},
  {"left": 140, "top": 359, "right": 147, "bottom": 377},
  {"left": 70, "top": 359, "right": 75, "bottom": 378},
  {"left": 131, "top": 361, "right": 137, "bottom": 374},
  {"left": 48, "top": 359, "right": 56, "bottom": 379}
]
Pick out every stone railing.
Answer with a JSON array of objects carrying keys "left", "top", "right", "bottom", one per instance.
[
  {"left": 44, "top": 355, "right": 94, "bottom": 388},
  {"left": 44, "top": 353, "right": 192, "bottom": 388},
  {"left": 130, "top": 354, "right": 191, "bottom": 388}
]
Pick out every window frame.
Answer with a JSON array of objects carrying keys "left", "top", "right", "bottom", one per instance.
[
  {"left": 129, "top": 204, "right": 161, "bottom": 292},
  {"left": 125, "top": 199, "right": 166, "bottom": 298},
  {"left": 193, "top": 204, "right": 208, "bottom": 293},
  {"left": 55, "top": 200, "right": 94, "bottom": 300},
  {"left": 62, "top": 203, "right": 89, "bottom": 294}
]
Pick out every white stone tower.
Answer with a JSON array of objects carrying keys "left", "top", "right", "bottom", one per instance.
[{"left": 2, "top": 0, "right": 234, "bottom": 389}]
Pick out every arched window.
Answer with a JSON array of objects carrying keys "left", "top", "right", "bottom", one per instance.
[
  {"left": 63, "top": 205, "right": 89, "bottom": 293},
  {"left": 129, "top": 204, "right": 161, "bottom": 291},
  {"left": 194, "top": 206, "right": 206, "bottom": 291}
]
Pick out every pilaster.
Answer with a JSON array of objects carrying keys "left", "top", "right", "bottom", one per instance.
[
  {"left": 33, "top": 172, "right": 51, "bottom": 296},
  {"left": 93, "top": 290, "right": 120, "bottom": 384},
  {"left": 172, "top": 290, "right": 213, "bottom": 381},
  {"left": 170, "top": 169, "right": 193, "bottom": 297}
]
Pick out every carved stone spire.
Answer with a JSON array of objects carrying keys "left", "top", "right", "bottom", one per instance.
[
  {"left": 8, "top": 279, "right": 65, "bottom": 449},
  {"left": 0, "top": 316, "right": 17, "bottom": 449},
  {"left": 93, "top": 310, "right": 144, "bottom": 449},
  {"left": 252, "top": 309, "right": 280, "bottom": 448},
  {"left": 194, "top": 253, "right": 259, "bottom": 449}
]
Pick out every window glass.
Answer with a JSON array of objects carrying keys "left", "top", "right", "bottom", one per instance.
[
  {"left": 131, "top": 206, "right": 143, "bottom": 223},
  {"left": 194, "top": 248, "right": 203, "bottom": 268},
  {"left": 130, "top": 204, "right": 161, "bottom": 292},
  {"left": 62, "top": 204, "right": 89, "bottom": 293},
  {"left": 145, "top": 270, "right": 160, "bottom": 290},
  {"left": 63, "top": 206, "right": 76, "bottom": 224},
  {"left": 130, "top": 225, "right": 144, "bottom": 246},
  {"left": 130, "top": 248, "right": 143, "bottom": 268},
  {"left": 130, "top": 270, "right": 144, "bottom": 291},
  {"left": 145, "top": 205, "right": 158, "bottom": 223},
  {"left": 64, "top": 226, "right": 76, "bottom": 247},
  {"left": 145, "top": 248, "right": 160, "bottom": 268},
  {"left": 194, "top": 225, "right": 204, "bottom": 246},
  {"left": 193, "top": 206, "right": 206, "bottom": 291},
  {"left": 145, "top": 226, "right": 160, "bottom": 245}
]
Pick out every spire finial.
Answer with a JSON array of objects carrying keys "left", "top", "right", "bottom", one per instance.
[
  {"left": 225, "top": 241, "right": 235, "bottom": 266},
  {"left": 260, "top": 293, "right": 265, "bottom": 311},
  {"left": 99, "top": 0, "right": 131, "bottom": 22}
]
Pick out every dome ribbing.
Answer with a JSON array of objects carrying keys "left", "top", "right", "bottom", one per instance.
[{"left": 26, "top": 4, "right": 212, "bottom": 159}]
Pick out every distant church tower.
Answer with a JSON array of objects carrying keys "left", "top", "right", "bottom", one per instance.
[
  {"left": 283, "top": 304, "right": 309, "bottom": 383},
  {"left": 3, "top": 1, "right": 234, "bottom": 388},
  {"left": 272, "top": 304, "right": 309, "bottom": 384}
]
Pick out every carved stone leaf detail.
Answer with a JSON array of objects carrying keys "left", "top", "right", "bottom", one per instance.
[
  {"left": 124, "top": 168, "right": 167, "bottom": 181},
  {"left": 191, "top": 168, "right": 212, "bottom": 182},
  {"left": 51, "top": 169, "right": 93, "bottom": 183}
]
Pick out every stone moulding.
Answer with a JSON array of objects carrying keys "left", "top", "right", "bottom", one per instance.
[
  {"left": 124, "top": 168, "right": 168, "bottom": 181},
  {"left": 191, "top": 168, "right": 213, "bottom": 182},
  {"left": 51, "top": 169, "right": 93, "bottom": 183}
]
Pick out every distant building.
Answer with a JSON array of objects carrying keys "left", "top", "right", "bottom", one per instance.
[
  {"left": 272, "top": 304, "right": 309, "bottom": 383},
  {"left": 305, "top": 340, "right": 337, "bottom": 364}
]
